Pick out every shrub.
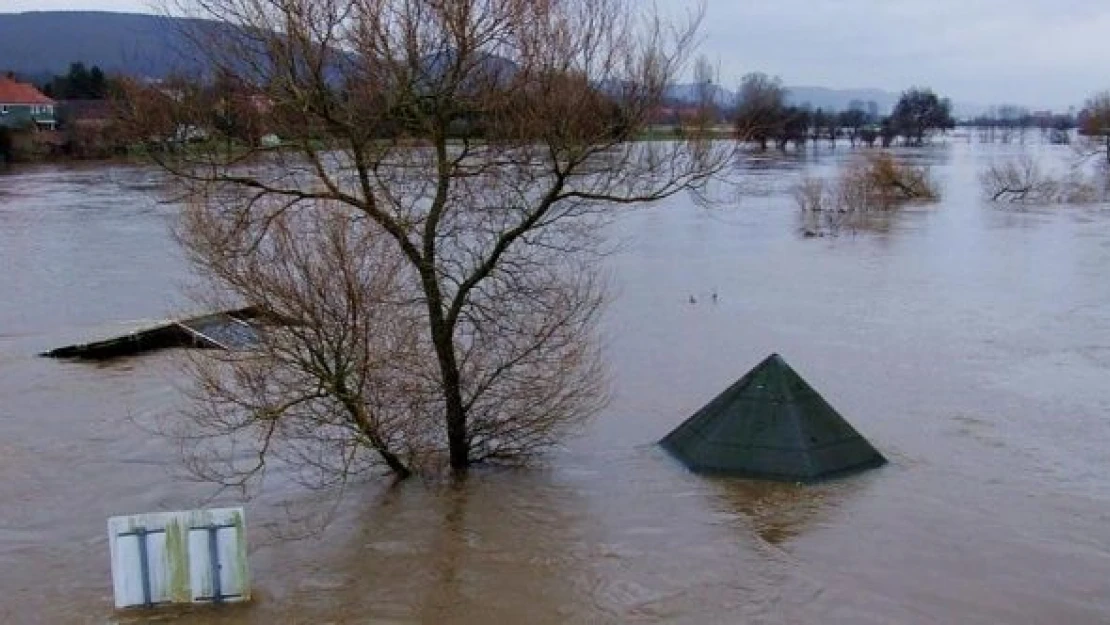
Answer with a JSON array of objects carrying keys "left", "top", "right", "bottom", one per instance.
[{"left": 794, "top": 152, "right": 940, "bottom": 235}]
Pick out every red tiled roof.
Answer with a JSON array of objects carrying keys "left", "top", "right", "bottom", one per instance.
[{"left": 0, "top": 77, "right": 54, "bottom": 105}]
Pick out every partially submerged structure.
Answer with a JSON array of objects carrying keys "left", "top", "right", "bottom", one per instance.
[
  {"left": 661, "top": 353, "right": 886, "bottom": 482},
  {"left": 42, "top": 307, "right": 263, "bottom": 360},
  {"left": 108, "top": 507, "right": 250, "bottom": 609}
]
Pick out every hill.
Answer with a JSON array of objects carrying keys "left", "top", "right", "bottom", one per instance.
[
  {"left": 0, "top": 11, "right": 203, "bottom": 81},
  {"left": 0, "top": 10, "right": 511, "bottom": 85}
]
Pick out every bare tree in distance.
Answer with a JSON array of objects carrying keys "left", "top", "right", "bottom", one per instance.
[
  {"left": 1078, "top": 91, "right": 1110, "bottom": 165},
  {"left": 690, "top": 54, "right": 723, "bottom": 130},
  {"left": 734, "top": 72, "right": 787, "bottom": 151},
  {"left": 822, "top": 109, "right": 839, "bottom": 147},
  {"left": 809, "top": 108, "right": 827, "bottom": 144},
  {"left": 125, "top": 0, "right": 725, "bottom": 486},
  {"left": 839, "top": 107, "right": 867, "bottom": 147}
]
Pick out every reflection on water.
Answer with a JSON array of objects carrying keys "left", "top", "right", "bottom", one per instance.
[
  {"left": 3, "top": 142, "right": 1110, "bottom": 623},
  {"left": 706, "top": 478, "right": 860, "bottom": 547}
]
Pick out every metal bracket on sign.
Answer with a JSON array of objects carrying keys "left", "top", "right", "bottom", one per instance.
[{"left": 116, "top": 526, "right": 167, "bottom": 608}]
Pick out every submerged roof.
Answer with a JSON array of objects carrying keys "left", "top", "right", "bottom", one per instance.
[
  {"left": 41, "top": 307, "right": 263, "bottom": 360},
  {"left": 661, "top": 353, "right": 886, "bottom": 482}
]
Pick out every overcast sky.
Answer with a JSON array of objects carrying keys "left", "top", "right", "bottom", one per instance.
[{"left": 3, "top": 0, "right": 1107, "bottom": 109}]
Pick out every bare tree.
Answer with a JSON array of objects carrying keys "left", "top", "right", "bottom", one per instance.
[
  {"left": 734, "top": 72, "right": 786, "bottom": 151},
  {"left": 822, "top": 109, "right": 839, "bottom": 147},
  {"left": 126, "top": 0, "right": 723, "bottom": 483},
  {"left": 1079, "top": 91, "right": 1110, "bottom": 164},
  {"left": 838, "top": 107, "right": 867, "bottom": 147}
]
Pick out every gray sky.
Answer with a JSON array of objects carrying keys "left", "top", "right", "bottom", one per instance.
[{"left": 3, "top": 0, "right": 1107, "bottom": 109}]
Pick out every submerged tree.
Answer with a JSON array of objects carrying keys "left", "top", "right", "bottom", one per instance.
[
  {"left": 734, "top": 72, "right": 787, "bottom": 150},
  {"left": 778, "top": 105, "right": 811, "bottom": 150},
  {"left": 890, "top": 87, "right": 954, "bottom": 145},
  {"left": 839, "top": 107, "right": 867, "bottom": 147},
  {"left": 128, "top": 0, "right": 722, "bottom": 486}
]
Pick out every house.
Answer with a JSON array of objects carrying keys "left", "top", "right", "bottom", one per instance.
[{"left": 0, "top": 75, "right": 57, "bottom": 130}]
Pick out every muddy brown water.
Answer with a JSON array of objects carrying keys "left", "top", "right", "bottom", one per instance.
[{"left": 3, "top": 142, "right": 1110, "bottom": 624}]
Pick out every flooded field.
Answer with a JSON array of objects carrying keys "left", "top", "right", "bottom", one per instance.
[{"left": 3, "top": 141, "right": 1110, "bottom": 624}]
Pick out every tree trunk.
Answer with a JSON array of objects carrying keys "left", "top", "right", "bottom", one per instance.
[
  {"left": 378, "top": 448, "right": 413, "bottom": 478},
  {"left": 438, "top": 334, "right": 470, "bottom": 472},
  {"left": 421, "top": 268, "right": 470, "bottom": 473}
]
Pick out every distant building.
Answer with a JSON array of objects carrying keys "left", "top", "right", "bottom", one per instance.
[{"left": 0, "top": 75, "right": 57, "bottom": 130}]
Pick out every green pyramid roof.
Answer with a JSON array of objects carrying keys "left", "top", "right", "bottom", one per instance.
[{"left": 660, "top": 354, "right": 886, "bottom": 482}]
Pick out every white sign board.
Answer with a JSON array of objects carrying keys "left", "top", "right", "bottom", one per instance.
[{"left": 107, "top": 507, "right": 250, "bottom": 609}]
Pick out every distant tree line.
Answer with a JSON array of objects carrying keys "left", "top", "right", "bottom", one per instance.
[
  {"left": 732, "top": 73, "right": 955, "bottom": 150},
  {"left": 960, "top": 105, "right": 1075, "bottom": 144},
  {"left": 15, "top": 57, "right": 1110, "bottom": 168}
]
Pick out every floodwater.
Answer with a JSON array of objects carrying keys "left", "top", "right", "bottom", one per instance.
[{"left": 3, "top": 140, "right": 1110, "bottom": 624}]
